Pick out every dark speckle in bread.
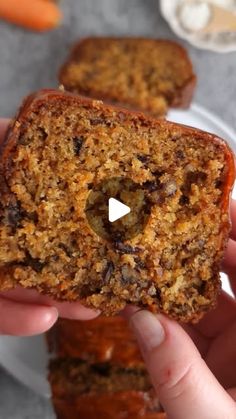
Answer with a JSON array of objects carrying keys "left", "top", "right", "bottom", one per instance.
[{"left": 0, "top": 89, "right": 234, "bottom": 322}]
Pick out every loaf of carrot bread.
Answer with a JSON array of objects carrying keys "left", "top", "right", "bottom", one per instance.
[
  {"left": 48, "top": 358, "right": 165, "bottom": 419},
  {"left": 0, "top": 89, "right": 234, "bottom": 322},
  {"left": 59, "top": 37, "right": 196, "bottom": 117},
  {"left": 48, "top": 317, "right": 143, "bottom": 367}
]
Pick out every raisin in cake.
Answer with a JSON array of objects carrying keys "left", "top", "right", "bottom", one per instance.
[
  {"left": 0, "top": 89, "right": 234, "bottom": 322},
  {"left": 59, "top": 37, "right": 196, "bottom": 117}
]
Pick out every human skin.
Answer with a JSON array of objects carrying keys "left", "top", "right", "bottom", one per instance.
[
  {"left": 0, "top": 119, "right": 99, "bottom": 336},
  {"left": 125, "top": 204, "right": 236, "bottom": 418}
]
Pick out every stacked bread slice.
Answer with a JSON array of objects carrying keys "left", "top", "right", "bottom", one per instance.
[{"left": 47, "top": 317, "right": 166, "bottom": 418}]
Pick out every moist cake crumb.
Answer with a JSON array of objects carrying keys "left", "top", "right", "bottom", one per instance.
[{"left": 0, "top": 89, "right": 234, "bottom": 322}]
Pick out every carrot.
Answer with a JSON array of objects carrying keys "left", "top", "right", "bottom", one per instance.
[{"left": 0, "top": 0, "right": 62, "bottom": 32}]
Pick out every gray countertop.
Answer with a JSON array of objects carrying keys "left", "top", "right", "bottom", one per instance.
[{"left": 0, "top": 1, "right": 235, "bottom": 418}]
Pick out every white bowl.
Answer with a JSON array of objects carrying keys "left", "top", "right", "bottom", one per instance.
[{"left": 160, "top": 0, "right": 236, "bottom": 52}]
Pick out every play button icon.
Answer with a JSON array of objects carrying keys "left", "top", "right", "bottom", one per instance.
[
  {"left": 85, "top": 177, "right": 151, "bottom": 241},
  {"left": 108, "top": 198, "right": 130, "bottom": 222}
]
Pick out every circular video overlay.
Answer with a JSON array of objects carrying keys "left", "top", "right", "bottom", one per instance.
[{"left": 85, "top": 177, "right": 151, "bottom": 241}]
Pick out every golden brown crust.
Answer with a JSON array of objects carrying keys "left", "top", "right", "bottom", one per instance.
[
  {"left": 0, "top": 89, "right": 234, "bottom": 322},
  {"left": 59, "top": 37, "right": 196, "bottom": 116},
  {"left": 47, "top": 316, "right": 143, "bottom": 367},
  {"left": 1, "top": 89, "right": 233, "bottom": 180}
]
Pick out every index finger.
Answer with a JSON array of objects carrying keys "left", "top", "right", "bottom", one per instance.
[{"left": 0, "top": 287, "right": 100, "bottom": 320}]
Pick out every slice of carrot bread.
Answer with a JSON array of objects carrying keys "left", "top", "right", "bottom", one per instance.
[
  {"left": 48, "top": 358, "right": 165, "bottom": 419},
  {"left": 47, "top": 316, "right": 143, "bottom": 367},
  {"left": 0, "top": 89, "right": 234, "bottom": 322},
  {"left": 59, "top": 37, "right": 196, "bottom": 117}
]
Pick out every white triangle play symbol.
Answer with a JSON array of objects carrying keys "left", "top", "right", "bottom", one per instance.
[{"left": 108, "top": 198, "right": 130, "bottom": 223}]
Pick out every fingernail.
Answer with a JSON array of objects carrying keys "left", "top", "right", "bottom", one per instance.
[
  {"left": 130, "top": 310, "right": 165, "bottom": 355},
  {"left": 46, "top": 307, "right": 59, "bottom": 324}
]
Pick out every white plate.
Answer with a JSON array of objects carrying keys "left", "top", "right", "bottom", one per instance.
[
  {"left": 160, "top": 0, "right": 236, "bottom": 53},
  {"left": 0, "top": 104, "right": 235, "bottom": 399}
]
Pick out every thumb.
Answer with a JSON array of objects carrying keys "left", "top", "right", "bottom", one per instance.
[{"left": 128, "top": 310, "right": 236, "bottom": 419}]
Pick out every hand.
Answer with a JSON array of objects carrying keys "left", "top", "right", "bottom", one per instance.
[
  {"left": 125, "top": 200, "right": 236, "bottom": 419},
  {"left": 0, "top": 119, "right": 99, "bottom": 336}
]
